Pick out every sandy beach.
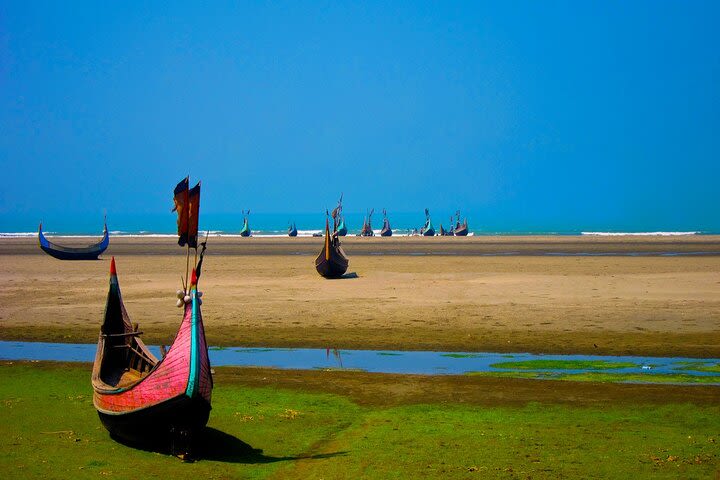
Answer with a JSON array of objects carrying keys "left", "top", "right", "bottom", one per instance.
[{"left": 1, "top": 235, "right": 719, "bottom": 357}]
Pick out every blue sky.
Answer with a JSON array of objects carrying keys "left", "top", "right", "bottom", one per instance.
[{"left": 1, "top": 1, "right": 718, "bottom": 231}]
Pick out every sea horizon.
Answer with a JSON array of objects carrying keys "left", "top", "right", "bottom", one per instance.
[{"left": 1, "top": 211, "right": 714, "bottom": 238}]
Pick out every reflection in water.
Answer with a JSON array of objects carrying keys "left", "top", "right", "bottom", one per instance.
[
  {"left": 326, "top": 348, "right": 343, "bottom": 368},
  {"left": 0, "top": 340, "right": 718, "bottom": 382}
]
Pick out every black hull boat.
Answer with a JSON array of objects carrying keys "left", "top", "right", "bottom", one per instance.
[
  {"left": 98, "top": 394, "right": 211, "bottom": 449},
  {"left": 93, "top": 178, "right": 213, "bottom": 459},
  {"left": 380, "top": 209, "right": 392, "bottom": 236},
  {"left": 334, "top": 194, "right": 347, "bottom": 236},
  {"left": 454, "top": 211, "right": 469, "bottom": 236},
  {"left": 454, "top": 224, "right": 468, "bottom": 236},
  {"left": 92, "top": 258, "right": 213, "bottom": 456},
  {"left": 38, "top": 221, "right": 109, "bottom": 260},
  {"left": 420, "top": 208, "right": 435, "bottom": 236},
  {"left": 240, "top": 211, "right": 251, "bottom": 237},
  {"left": 315, "top": 218, "right": 349, "bottom": 278},
  {"left": 359, "top": 209, "right": 374, "bottom": 236}
]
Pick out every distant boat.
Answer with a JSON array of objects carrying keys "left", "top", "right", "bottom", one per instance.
[
  {"left": 421, "top": 208, "right": 435, "bottom": 236},
  {"left": 38, "top": 220, "right": 109, "bottom": 260},
  {"left": 359, "top": 209, "right": 374, "bottom": 236},
  {"left": 454, "top": 211, "right": 469, "bottom": 236},
  {"left": 240, "top": 210, "right": 251, "bottom": 237},
  {"left": 288, "top": 222, "right": 298, "bottom": 237},
  {"left": 438, "top": 215, "right": 454, "bottom": 236},
  {"left": 336, "top": 218, "right": 348, "bottom": 236},
  {"left": 380, "top": 209, "right": 392, "bottom": 237},
  {"left": 315, "top": 215, "right": 349, "bottom": 278},
  {"left": 334, "top": 194, "right": 348, "bottom": 236}
]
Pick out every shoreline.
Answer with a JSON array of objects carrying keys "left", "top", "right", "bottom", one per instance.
[
  {"left": 1, "top": 327, "right": 717, "bottom": 358},
  {"left": 2, "top": 234, "right": 720, "bottom": 256},
  {"left": 1, "top": 236, "right": 719, "bottom": 358}
]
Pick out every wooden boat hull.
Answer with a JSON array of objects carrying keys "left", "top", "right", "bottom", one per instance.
[
  {"left": 421, "top": 214, "right": 435, "bottom": 236},
  {"left": 40, "top": 245, "right": 106, "bottom": 260},
  {"left": 98, "top": 394, "right": 210, "bottom": 447},
  {"left": 38, "top": 223, "right": 109, "bottom": 260},
  {"left": 380, "top": 218, "right": 392, "bottom": 236},
  {"left": 315, "top": 221, "right": 349, "bottom": 278},
  {"left": 315, "top": 251, "right": 349, "bottom": 278},
  {"left": 93, "top": 260, "right": 212, "bottom": 452},
  {"left": 240, "top": 217, "right": 251, "bottom": 236},
  {"left": 454, "top": 226, "right": 468, "bottom": 236}
]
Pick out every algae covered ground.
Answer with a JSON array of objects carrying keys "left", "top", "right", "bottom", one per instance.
[
  {"left": 469, "top": 370, "right": 720, "bottom": 385},
  {"left": 489, "top": 359, "right": 640, "bottom": 370},
  {"left": 1, "top": 361, "right": 719, "bottom": 479}
]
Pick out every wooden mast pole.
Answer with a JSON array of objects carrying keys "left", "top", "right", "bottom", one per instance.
[{"left": 184, "top": 175, "right": 191, "bottom": 291}]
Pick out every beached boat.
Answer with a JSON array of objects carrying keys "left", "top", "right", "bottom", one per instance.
[
  {"left": 359, "top": 209, "right": 374, "bottom": 236},
  {"left": 421, "top": 208, "right": 435, "bottom": 236},
  {"left": 439, "top": 216, "right": 455, "bottom": 236},
  {"left": 288, "top": 222, "right": 298, "bottom": 237},
  {"left": 422, "top": 224, "right": 435, "bottom": 236},
  {"left": 333, "top": 194, "right": 348, "bottom": 236},
  {"left": 93, "top": 177, "right": 212, "bottom": 458},
  {"left": 380, "top": 209, "right": 392, "bottom": 237},
  {"left": 240, "top": 210, "right": 251, "bottom": 237},
  {"left": 336, "top": 217, "right": 348, "bottom": 236},
  {"left": 454, "top": 211, "right": 469, "bottom": 236},
  {"left": 315, "top": 217, "right": 349, "bottom": 278},
  {"left": 38, "top": 220, "right": 109, "bottom": 260},
  {"left": 92, "top": 258, "right": 212, "bottom": 454}
]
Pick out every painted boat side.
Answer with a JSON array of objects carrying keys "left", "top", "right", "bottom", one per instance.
[
  {"left": 92, "top": 263, "right": 213, "bottom": 447},
  {"left": 38, "top": 224, "right": 109, "bottom": 260}
]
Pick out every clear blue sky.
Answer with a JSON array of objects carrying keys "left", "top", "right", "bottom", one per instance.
[{"left": 1, "top": 1, "right": 718, "bottom": 231}]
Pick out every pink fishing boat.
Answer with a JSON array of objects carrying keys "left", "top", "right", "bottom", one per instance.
[{"left": 92, "top": 257, "right": 212, "bottom": 454}]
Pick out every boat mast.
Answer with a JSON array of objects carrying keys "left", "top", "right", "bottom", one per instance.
[{"left": 184, "top": 179, "right": 191, "bottom": 291}]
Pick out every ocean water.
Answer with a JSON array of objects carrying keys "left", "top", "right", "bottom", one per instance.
[{"left": 0, "top": 211, "right": 711, "bottom": 237}]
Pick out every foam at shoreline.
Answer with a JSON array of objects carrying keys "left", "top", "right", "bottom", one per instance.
[
  {"left": 0, "top": 230, "right": 707, "bottom": 239},
  {"left": 581, "top": 232, "right": 699, "bottom": 236}
]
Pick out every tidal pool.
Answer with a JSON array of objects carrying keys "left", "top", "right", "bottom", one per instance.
[{"left": 0, "top": 340, "right": 719, "bottom": 384}]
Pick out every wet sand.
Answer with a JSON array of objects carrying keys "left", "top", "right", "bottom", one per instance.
[
  {"left": 6, "top": 234, "right": 720, "bottom": 256},
  {"left": 216, "top": 366, "right": 720, "bottom": 407},
  {"left": 1, "top": 236, "right": 719, "bottom": 357}
]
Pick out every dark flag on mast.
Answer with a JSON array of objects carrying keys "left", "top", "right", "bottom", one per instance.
[
  {"left": 172, "top": 177, "right": 201, "bottom": 248},
  {"left": 187, "top": 182, "right": 201, "bottom": 248},
  {"left": 172, "top": 177, "right": 190, "bottom": 246}
]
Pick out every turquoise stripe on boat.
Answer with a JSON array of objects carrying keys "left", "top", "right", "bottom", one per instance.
[{"left": 185, "top": 289, "right": 199, "bottom": 398}]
